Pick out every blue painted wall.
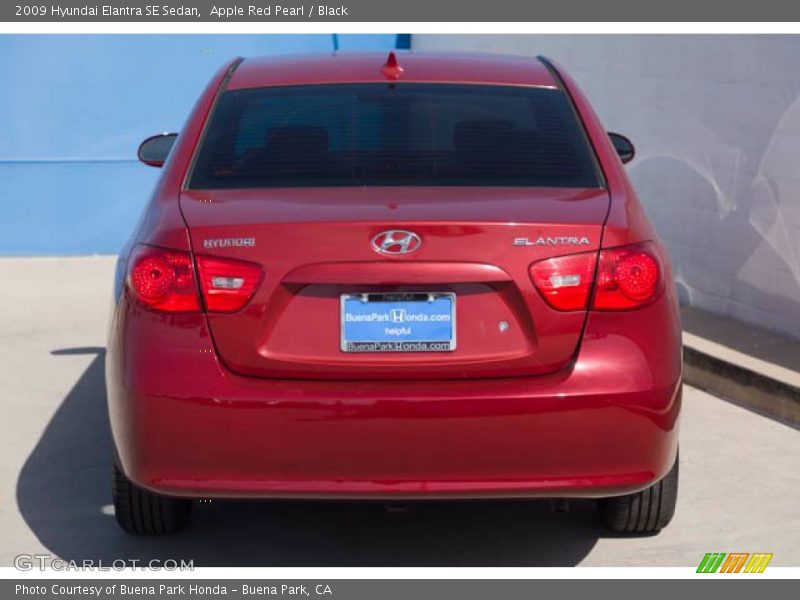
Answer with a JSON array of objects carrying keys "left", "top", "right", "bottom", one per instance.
[{"left": 0, "top": 34, "right": 400, "bottom": 255}]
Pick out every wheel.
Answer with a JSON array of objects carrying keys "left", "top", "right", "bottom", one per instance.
[
  {"left": 112, "top": 461, "right": 192, "bottom": 535},
  {"left": 601, "top": 452, "right": 678, "bottom": 533}
]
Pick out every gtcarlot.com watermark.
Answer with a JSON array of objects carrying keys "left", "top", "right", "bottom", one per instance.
[{"left": 14, "top": 553, "right": 194, "bottom": 571}]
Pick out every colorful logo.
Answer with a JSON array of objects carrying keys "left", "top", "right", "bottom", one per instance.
[{"left": 697, "top": 553, "right": 773, "bottom": 573}]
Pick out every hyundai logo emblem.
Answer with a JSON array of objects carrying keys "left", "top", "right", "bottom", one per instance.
[{"left": 371, "top": 230, "right": 422, "bottom": 255}]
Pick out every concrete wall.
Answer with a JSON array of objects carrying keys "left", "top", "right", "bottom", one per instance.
[
  {"left": 0, "top": 34, "right": 399, "bottom": 256},
  {"left": 414, "top": 35, "right": 800, "bottom": 339}
]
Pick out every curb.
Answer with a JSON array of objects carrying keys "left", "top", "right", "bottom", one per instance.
[{"left": 683, "top": 344, "right": 800, "bottom": 429}]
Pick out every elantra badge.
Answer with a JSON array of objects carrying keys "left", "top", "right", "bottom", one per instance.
[
  {"left": 371, "top": 230, "right": 422, "bottom": 255},
  {"left": 514, "top": 236, "right": 591, "bottom": 247}
]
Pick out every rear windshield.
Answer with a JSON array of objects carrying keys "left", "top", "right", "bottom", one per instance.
[{"left": 188, "top": 83, "right": 602, "bottom": 189}]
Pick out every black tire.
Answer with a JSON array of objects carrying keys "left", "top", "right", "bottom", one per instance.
[
  {"left": 601, "top": 453, "right": 679, "bottom": 533},
  {"left": 112, "top": 461, "right": 192, "bottom": 535}
]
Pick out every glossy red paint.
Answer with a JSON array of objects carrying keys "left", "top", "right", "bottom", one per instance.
[
  {"left": 227, "top": 52, "right": 558, "bottom": 90},
  {"left": 180, "top": 187, "right": 606, "bottom": 380},
  {"left": 106, "top": 290, "right": 681, "bottom": 499},
  {"left": 108, "top": 52, "right": 681, "bottom": 502}
]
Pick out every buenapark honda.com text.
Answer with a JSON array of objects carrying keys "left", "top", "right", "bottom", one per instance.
[{"left": 14, "top": 553, "right": 193, "bottom": 571}]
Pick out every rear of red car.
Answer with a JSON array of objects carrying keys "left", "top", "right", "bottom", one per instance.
[{"left": 106, "top": 53, "right": 681, "bottom": 535}]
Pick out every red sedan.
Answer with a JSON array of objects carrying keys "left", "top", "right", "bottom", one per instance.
[{"left": 107, "top": 51, "right": 681, "bottom": 535}]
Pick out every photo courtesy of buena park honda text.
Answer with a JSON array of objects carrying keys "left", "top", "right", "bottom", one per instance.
[{"left": 0, "top": 0, "right": 798, "bottom": 597}]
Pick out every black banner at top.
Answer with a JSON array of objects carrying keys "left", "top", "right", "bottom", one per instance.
[{"left": 4, "top": 0, "right": 800, "bottom": 22}]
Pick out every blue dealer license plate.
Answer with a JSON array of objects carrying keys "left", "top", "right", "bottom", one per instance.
[{"left": 340, "top": 292, "right": 456, "bottom": 352}]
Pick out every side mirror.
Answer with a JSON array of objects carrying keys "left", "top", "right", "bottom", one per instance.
[
  {"left": 608, "top": 132, "right": 635, "bottom": 164},
  {"left": 138, "top": 133, "right": 178, "bottom": 168}
]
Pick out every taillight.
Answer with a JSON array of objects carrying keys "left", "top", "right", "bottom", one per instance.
[
  {"left": 126, "top": 244, "right": 263, "bottom": 313},
  {"left": 127, "top": 244, "right": 201, "bottom": 312},
  {"left": 530, "top": 242, "right": 663, "bottom": 311},
  {"left": 529, "top": 252, "right": 596, "bottom": 311},
  {"left": 195, "top": 255, "right": 263, "bottom": 313},
  {"left": 592, "top": 242, "right": 662, "bottom": 310}
]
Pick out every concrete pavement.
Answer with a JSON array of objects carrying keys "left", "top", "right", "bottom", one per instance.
[
  {"left": 682, "top": 305, "right": 800, "bottom": 427},
  {"left": 1, "top": 257, "right": 798, "bottom": 567}
]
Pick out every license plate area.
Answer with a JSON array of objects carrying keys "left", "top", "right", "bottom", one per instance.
[{"left": 340, "top": 292, "right": 456, "bottom": 353}]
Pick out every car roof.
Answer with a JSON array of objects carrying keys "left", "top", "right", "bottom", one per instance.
[{"left": 227, "top": 51, "right": 558, "bottom": 90}]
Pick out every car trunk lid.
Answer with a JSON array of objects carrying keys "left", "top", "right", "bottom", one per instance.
[{"left": 180, "top": 186, "right": 608, "bottom": 379}]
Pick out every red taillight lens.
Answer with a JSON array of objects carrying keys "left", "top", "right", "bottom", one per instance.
[
  {"left": 195, "top": 255, "right": 263, "bottom": 313},
  {"left": 530, "top": 242, "right": 663, "bottom": 312},
  {"left": 126, "top": 245, "right": 263, "bottom": 314},
  {"left": 592, "top": 242, "right": 662, "bottom": 310},
  {"left": 127, "top": 244, "right": 201, "bottom": 312},
  {"left": 529, "top": 251, "right": 597, "bottom": 311}
]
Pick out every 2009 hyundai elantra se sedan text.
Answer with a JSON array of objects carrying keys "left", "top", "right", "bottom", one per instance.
[{"left": 107, "top": 51, "right": 681, "bottom": 535}]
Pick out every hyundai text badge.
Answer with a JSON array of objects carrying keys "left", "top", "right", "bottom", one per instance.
[
  {"left": 371, "top": 230, "right": 422, "bottom": 255},
  {"left": 202, "top": 237, "right": 256, "bottom": 249}
]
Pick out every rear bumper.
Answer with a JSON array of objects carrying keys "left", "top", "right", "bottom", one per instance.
[{"left": 107, "top": 295, "right": 682, "bottom": 500}]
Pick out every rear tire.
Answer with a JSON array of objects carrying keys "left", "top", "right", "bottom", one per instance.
[
  {"left": 112, "top": 461, "right": 192, "bottom": 535},
  {"left": 601, "top": 453, "right": 678, "bottom": 533}
]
